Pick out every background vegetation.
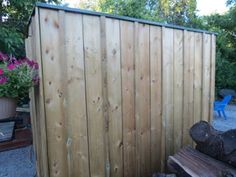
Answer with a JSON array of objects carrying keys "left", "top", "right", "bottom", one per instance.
[{"left": 1, "top": 0, "right": 236, "bottom": 96}]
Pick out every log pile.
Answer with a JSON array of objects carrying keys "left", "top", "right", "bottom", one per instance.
[
  {"left": 190, "top": 121, "right": 236, "bottom": 167},
  {"left": 167, "top": 121, "right": 236, "bottom": 177}
]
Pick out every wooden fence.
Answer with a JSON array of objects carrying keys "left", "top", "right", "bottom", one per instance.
[{"left": 25, "top": 3, "right": 216, "bottom": 177}]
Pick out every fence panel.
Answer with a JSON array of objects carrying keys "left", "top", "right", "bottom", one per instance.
[{"left": 26, "top": 5, "right": 216, "bottom": 177}]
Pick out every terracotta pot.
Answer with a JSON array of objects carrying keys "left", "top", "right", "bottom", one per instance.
[{"left": 0, "top": 97, "right": 17, "bottom": 119}]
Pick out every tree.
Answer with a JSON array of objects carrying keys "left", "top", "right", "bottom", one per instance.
[
  {"left": 203, "top": 2, "right": 236, "bottom": 93},
  {"left": 78, "top": 0, "right": 199, "bottom": 27},
  {"left": 156, "top": 0, "right": 198, "bottom": 26},
  {"left": 0, "top": 0, "right": 61, "bottom": 57},
  {"left": 75, "top": 0, "right": 100, "bottom": 10}
]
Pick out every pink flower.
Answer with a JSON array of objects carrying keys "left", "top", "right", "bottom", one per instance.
[
  {"left": 0, "top": 69, "right": 4, "bottom": 75},
  {"left": 14, "top": 60, "right": 21, "bottom": 65},
  {"left": 0, "top": 76, "right": 7, "bottom": 84},
  {"left": 7, "top": 64, "right": 15, "bottom": 70},
  {"left": 26, "top": 59, "right": 38, "bottom": 69}
]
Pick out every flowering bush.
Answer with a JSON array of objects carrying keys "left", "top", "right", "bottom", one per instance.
[{"left": 0, "top": 52, "right": 39, "bottom": 99}]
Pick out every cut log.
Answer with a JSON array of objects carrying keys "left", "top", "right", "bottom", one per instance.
[
  {"left": 190, "top": 121, "right": 236, "bottom": 167},
  {"left": 168, "top": 146, "right": 236, "bottom": 177}
]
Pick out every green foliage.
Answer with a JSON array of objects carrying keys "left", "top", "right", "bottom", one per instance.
[
  {"left": 0, "top": 0, "right": 61, "bottom": 57},
  {"left": 99, "top": 0, "right": 153, "bottom": 19},
  {"left": 202, "top": 3, "right": 236, "bottom": 93},
  {"left": 0, "top": 26, "right": 24, "bottom": 57},
  {"left": 77, "top": 0, "right": 198, "bottom": 27},
  {"left": 156, "top": 0, "right": 198, "bottom": 27},
  {"left": 215, "top": 51, "right": 236, "bottom": 94}
]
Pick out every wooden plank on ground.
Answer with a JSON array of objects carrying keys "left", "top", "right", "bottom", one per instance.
[
  {"left": 83, "top": 14, "right": 105, "bottom": 177},
  {"left": 120, "top": 21, "right": 136, "bottom": 177},
  {"left": 194, "top": 33, "right": 203, "bottom": 124},
  {"left": 202, "top": 34, "right": 211, "bottom": 122},
  {"left": 162, "top": 27, "right": 174, "bottom": 160},
  {"left": 64, "top": 12, "right": 90, "bottom": 177},
  {"left": 150, "top": 25, "right": 162, "bottom": 172},
  {"left": 105, "top": 18, "right": 123, "bottom": 177},
  {"left": 135, "top": 23, "right": 151, "bottom": 177},
  {"left": 168, "top": 146, "right": 236, "bottom": 177},
  {"left": 173, "top": 29, "right": 184, "bottom": 153},
  {"left": 39, "top": 8, "right": 68, "bottom": 177}
]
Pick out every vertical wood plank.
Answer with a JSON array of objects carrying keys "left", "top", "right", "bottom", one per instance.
[
  {"left": 39, "top": 8, "right": 68, "bottom": 177},
  {"left": 173, "top": 29, "right": 184, "bottom": 153},
  {"left": 26, "top": 21, "right": 42, "bottom": 176},
  {"left": 183, "top": 31, "right": 195, "bottom": 146},
  {"left": 83, "top": 15, "right": 105, "bottom": 177},
  {"left": 64, "top": 12, "right": 90, "bottom": 177},
  {"left": 194, "top": 33, "right": 203, "bottom": 124},
  {"left": 150, "top": 26, "right": 162, "bottom": 172},
  {"left": 162, "top": 27, "right": 174, "bottom": 161},
  {"left": 160, "top": 27, "right": 166, "bottom": 171},
  {"left": 135, "top": 23, "right": 151, "bottom": 177},
  {"left": 202, "top": 34, "right": 211, "bottom": 122},
  {"left": 100, "top": 16, "right": 111, "bottom": 177},
  {"left": 209, "top": 35, "right": 216, "bottom": 122},
  {"left": 134, "top": 22, "right": 140, "bottom": 177},
  {"left": 120, "top": 21, "right": 136, "bottom": 177},
  {"left": 188, "top": 32, "right": 195, "bottom": 145},
  {"left": 106, "top": 18, "right": 123, "bottom": 177},
  {"left": 35, "top": 8, "right": 49, "bottom": 177}
]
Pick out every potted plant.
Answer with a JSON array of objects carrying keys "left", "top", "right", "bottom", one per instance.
[{"left": 0, "top": 52, "right": 38, "bottom": 119}]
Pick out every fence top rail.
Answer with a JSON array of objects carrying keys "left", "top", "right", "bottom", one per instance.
[{"left": 29, "top": 2, "right": 217, "bottom": 36}]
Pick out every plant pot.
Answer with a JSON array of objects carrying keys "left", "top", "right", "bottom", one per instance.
[{"left": 0, "top": 97, "right": 17, "bottom": 119}]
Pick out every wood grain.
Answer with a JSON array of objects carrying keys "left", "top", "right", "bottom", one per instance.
[
  {"left": 150, "top": 25, "right": 162, "bottom": 172},
  {"left": 83, "top": 15, "right": 105, "bottom": 177},
  {"left": 194, "top": 33, "right": 203, "bottom": 124},
  {"left": 173, "top": 29, "right": 184, "bottom": 152},
  {"left": 64, "top": 12, "right": 90, "bottom": 177},
  {"left": 202, "top": 34, "right": 211, "bottom": 122},
  {"left": 120, "top": 21, "right": 136, "bottom": 177},
  {"left": 106, "top": 18, "right": 123, "bottom": 177},
  {"left": 162, "top": 27, "right": 174, "bottom": 161},
  {"left": 135, "top": 23, "right": 151, "bottom": 177}
]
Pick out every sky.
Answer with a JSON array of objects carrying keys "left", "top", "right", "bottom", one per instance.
[
  {"left": 63, "top": 0, "right": 229, "bottom": 16},
  {"left": 197, "top": 0, "right": 228, "bottom": 15}
]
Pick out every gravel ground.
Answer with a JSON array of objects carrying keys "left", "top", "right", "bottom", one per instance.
[
  {"left": 0, "top": 146, "right": 36, "bottom": 177},
  {"left": 212, "top": 104, "right": 236, "bottom": 131}
]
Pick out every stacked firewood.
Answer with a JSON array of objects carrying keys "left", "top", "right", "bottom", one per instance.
[{"left": 167, "top": 121, "right": 236, "bottom": 177}]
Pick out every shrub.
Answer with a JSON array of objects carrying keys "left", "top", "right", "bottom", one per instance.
[
  {"left": 215, "top": 50, "right": 236, "bottom": 96},
  {"left": 0, "top": 52, "right": 39, "bottom": 99}
]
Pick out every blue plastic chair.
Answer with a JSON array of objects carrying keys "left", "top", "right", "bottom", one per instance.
[{"left": 214, "top": 95, "right": 232, "bottom": 119}]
